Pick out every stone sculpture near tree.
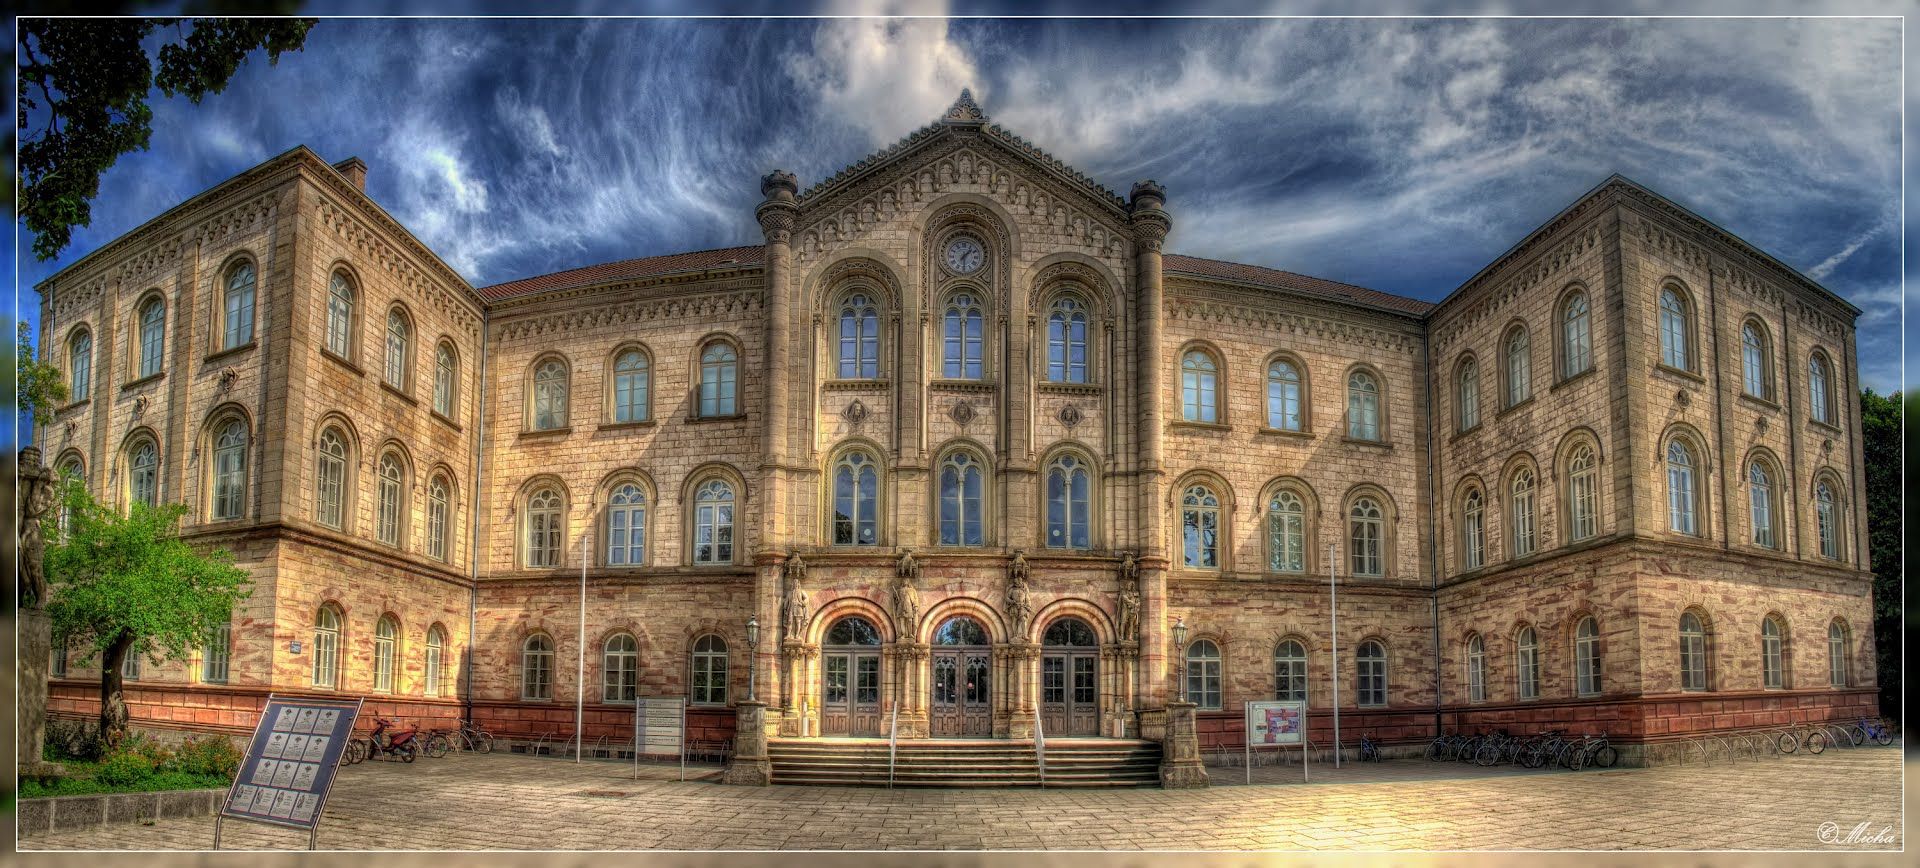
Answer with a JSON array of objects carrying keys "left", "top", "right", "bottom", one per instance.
[{"left": 18, "top": 446, "right": 65, "bottom": 778}]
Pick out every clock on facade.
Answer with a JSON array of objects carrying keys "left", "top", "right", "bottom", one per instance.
[{"left": 943, "top": 237, "right": 985, "bottom": 274}]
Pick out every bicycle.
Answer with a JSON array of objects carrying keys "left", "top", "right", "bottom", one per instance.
[
  {"left": 1847, "top": 717, "right": 1896, "bottom": 747},
  {"left": 456, "top": 721, "right": 495, "bottom": 754},
  {"left": 1359, "top": 733, "right": 1384, "bottom": 762},
  {"left": 1572, "top": 732, "right": 1617, "bottom": 769},
  {"left": 421, "top": 728, "right": 454, "bottom": 758}
]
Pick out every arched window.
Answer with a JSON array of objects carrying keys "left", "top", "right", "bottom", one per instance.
[
  {"left": 1346, "top": 370, "right": 1381, "bottom": 440},
  {"left": 1679, "top": 611, "right": 1709, "bottom": 691},
  {"left": 1749, "top": 460, "right": 1777, "bottom": 549},
  {"left": 312, "top": 604, "right": 341, "bottom": 689},
  {"left": 1356, "top": 640, "right": 1387, "bottom": 707},
  {"left": 837, "top": 293, "right": 880, "bottom": 379},
  {"left": 211, "top": 418, "right": 248, "bottom": 521},
  {"left": 832, "top": 451, "right": 880, "bottom": 546},
  {"left": 424, "top": 625, "right": 447, "bottom": 698},
  {"left": 426, "top": 474, "right": 451, "bottom": 562},
  {"left": 1180, "top": 350, "right": 1219, "bottom": 423},
  {"left": 433, "top": 342, "right": 457, "bottom": 417},
  {"left": 128, "top": 437, "right": 159, "bottom": 508},
  {"left": 603, "top": 633, "right": 638, "bottom": 703},
  {"left": 202, "top": 622, "right": 230, "bottom": 684},
  {"left": 1510, "top": 467, "right": 1536, "bottom": 557},
  {"left": 383, "top": 308, "right": 411, "bottom": 388},
  {"left": 1815, "top": 480, "right": 1840, "bottom": 560},
  {"left": 607, "top": 482, "right": 647, "bottom": 565},
  {"left": 1827, "top": 620, "right": 1849, "bottom": 687},
  {"left": 1561, "top": 290, "right": 1592, "bottom": 377},
  {"left": 1047, "top": 297, "right": 1089, "bottom": 383},
  {"left": 1045, "top": 454, "right": 1092, "bottom": 550},
  {"left": 1505, "top": 326, "right": 1531, "bottom": 407},
  {"left": 1466, "top": 634, "right": 1486, "bottom": 703},
  {"left": 376, "top": 451, "right": 405, "bottom": 547},
  {"left": 1567, "top": 444, "right": 1598, "bottom": 542},
  {"left": 1267, "top": 359, "right": 1303, "bottom": 431},
  {"left": 1181, "top": 485, "right": 1221, "bottom": 569},
  {"left": 691, "top": 634, "right": 729, "bottom": 706},
  {"left": 55, "top": 456, "right": 82, "bottom": 533},
  {"left": 942, "top": 292, "right": 984, "bottom": 379},
  {"left": 139, "top": 297, "right": 167, "bottom": 378},
  {"left": 1666, "top": 440, "right": 1698, "bottom": 535},
  {"left": 315, "top": 428, "right": 347, "bottom": 530},
  {"left": 326, "top": 273, "right": 355, "bottom": 358},
  {"left": 1457, "top": 358, "right": 1479, "bottom": 432},
  {"left": 1349, "top": 497, "right": 1384, "bottom": 577},
  {"left": 691, "top": 478, "right": 735, "bottom": 564},
  {"left": 68, "top": 330, "right": 91, "bottom": 402},
  {"left": 1461, "top": 487, "right": 1485, "bottom": 570},
  {"left": 1809, "top": 352, "right": 1834, "bottom": 424},
  {"left": 1267, "top": 489, "right": 1305, "bottom": 573},
  {"left": 1575, "top": 616, "right": 1602, "bottom": 696},
  {"left": 222, "top": 261, "right": 256, "bottom": 350},
  {"left": 1658, "top": 286, "right": 1690, "bottom": 370},
  {"left": 373, "top": 615, "right": 398, "bottom": 693},
  {"left": 935, "top": 616, "right": 989, "bottom": 645},
  {"left": 525, "top": 487, "right": 563, "bottom": 568},
  {"left": 612, "top": 349, "right": 650, "bottom": 423},
  {"left": 1044, "top": 618, "right": 1097, "bottom": 647},
  {"left": 938, "top": 451, "right": 984, "bottom": 546},
  {"left": 1515, "top": 626, "right": 1539, "bottom": 700},
  {"left": 522, "top": 634, "right": 554, "bottom": 700},
  {"left": 1184, "top": 639, "right": 1222, "bottom": 710},
  {"left": 698, "top": 342, "right": 738, "bottom": 417},
  {"left": 825, "top": 616, "right": 882, "bottom": 646},
  {"left": 1761, "top": 615, "right": 1785, "bottom": 689},
  {"left": 1274, "top": 639, "right": 1307, "bottom": 703},
  {"left": 531, "top": 358, "right": 569, "bottom": 430},
  {"left": 1741, "top": 322, "right": 1772, "bottom": 399}
]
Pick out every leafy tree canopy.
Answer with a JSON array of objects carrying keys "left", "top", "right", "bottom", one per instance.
[
  {"left": 1859, "top": 388, "right": 1901, "bottom": 718},
  {"left": 17, "top": 319, "right": 69, "bottom": 424}
]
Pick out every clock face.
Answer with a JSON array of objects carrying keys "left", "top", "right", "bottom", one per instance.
[{"left": 943, "top": 237, "right": 985, "bottom": 274}]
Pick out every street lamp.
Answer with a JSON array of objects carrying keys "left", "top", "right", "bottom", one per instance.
[
  {"left": 1171, "top": 617, "right": 1188, "bottom": 703},
  {"left": 745, "top": 615, "right": 760, "bottom": 702}
]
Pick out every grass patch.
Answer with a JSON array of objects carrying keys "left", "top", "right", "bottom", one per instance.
[{"left": 19, "top": 761, "right": 230, "bottom": 799}]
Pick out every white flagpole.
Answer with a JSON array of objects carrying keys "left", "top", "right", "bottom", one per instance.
[
  {"left": 576, "top": 517, "right": 588, "bottom": 763},
  {"left": 1329, "top": 540, "right": 1341, "bottom": 769}
]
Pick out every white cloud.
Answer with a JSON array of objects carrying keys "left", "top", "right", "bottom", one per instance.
[{"left": 785, "top": 9, "right": 981, "bottom": 147}]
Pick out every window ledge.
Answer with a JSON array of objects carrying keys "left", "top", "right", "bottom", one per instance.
[
  {"left": 380, "top": 381, "right": 418, "bottom": 406},
  {"left": 1168, "top": 420, "right": 1230, "bottom": 434},
  {"left": 321, "top": 350, "right": 365, "bottom": 377},
  {"left": 519, "top": 426, "right": 573, "bottom": 439},
  {"left": 687, "top": 412, "right": 748, "bottom": 424},
  {"left": 1256, "top": 426, "right": 1312, "bottom": 440},
  {"left": 1808, "top": 418, "right": 1843, "bottom": 436},
  {"left": 1037, "top": 381, "right": 1102, "bottom": 396},
  {"left": 54, "top": 398, "right": 92, "bottom": 415},
  {"left": 930, "top": 378, "right": 998, "bottom": 393},
  {"left": 431, "top": 409, "right": 463, "bottom": 432},
  {"left": 1448, "top": 422, "right": 1482, "bottom": 444},
  {"left": 598, "top": 418, "right": 657, "bottom": 432},
  {"left": 822, "top": 378, "right": 890, "bottom": 391},
  {"left": 121, "top": 372, "right": 165, "bottom": 392},
  {"left": 1653, "top": 363, "right": 1705, "bottom": 385},
  {"left": 1549, "top": 366, "right": 1597, "bottom": 393},
  {"left": 205, "top": 341, "right": 257, "bottom": 364},
  {"left": 1737, "top": 392, "right": 1781, "bottom": 413},
  {"left": 1495, "top": 395, "right": 1534, "bottom": 420},
  {"left": 1341, "top": 436, "right": 1393, "bottom": 449}
]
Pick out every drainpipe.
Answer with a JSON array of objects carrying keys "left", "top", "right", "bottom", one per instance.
[
  {"left": 1424, "top": 329, "right": 1443, "bottom": 738},
  {"left": 464, "top": 315, "right": 489, "bottom": 729}
]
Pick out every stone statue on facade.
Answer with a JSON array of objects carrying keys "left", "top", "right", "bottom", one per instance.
[
  {"left": 1006, "top": 550, "right": 1033, "bottom": 640},
  {"left": 893, "top": 573, "right": 920, "bottom": 638},
  {"left": 1117, "top": 552, "right": 1142, "bottom": 643},
  {"left": 782, "top": 552, "right": 809, "bottom": 639},
  {"left": 896, "top": 547, "right": 920, "bottom": 580},
  {"left": 20, "top": 445, "right": 56, "bottom": 609},
  {"left": 18, "top": 446, "right": 63, "bottom": 779}
]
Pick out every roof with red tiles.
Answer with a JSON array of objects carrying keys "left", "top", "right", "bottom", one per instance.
[
  {"left": 477, "top": 245, "right": 765, "bottom": 301},
  {"left": 1162, "top": 254, "right": 1434, "bottom": 317}
]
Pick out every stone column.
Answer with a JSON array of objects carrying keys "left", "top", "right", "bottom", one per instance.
[
  {"left": 1127, "top": 183, "right": 1173, "bottom": 719},
  {"left": 778, "top": 639, "right": 807, "bottom": 737},
  {"left": 756, "top": 172, "right": 799, "bottom": 720},
  {"left": 1004, "top": 642, "right": 1037, "bottom": 739},
  {"left": 1159, "top": 700, "right": 1209, "bottom": 788},
  {"left": 901, "top": 642, "right": 930, "bottom": 738},
  {"left": 722, "top": 701, "right": 772, "bottom": 785}
]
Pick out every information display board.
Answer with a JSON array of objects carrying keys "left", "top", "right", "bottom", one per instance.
[
  {"left": 1244, "top": 700, "right": 1309, "bottom": 784},
  {"left": 217, "top": 695, "right": 362, "bottom": 849},
  {"left": 633, "top": 695, "right": 687, "bottom": 780}
]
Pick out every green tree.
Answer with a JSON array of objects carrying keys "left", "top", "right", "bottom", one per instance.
[
  {"left": 17, "top": 16, "right": 315, "bottom": 261},
  {"left": 1859, "top": 388, "right": 1901, "bottom": 718},
  {"left": 44, "top": 477, "right": 252, "bottom": 747},
  {"left": 17, "top": 320, "right": 70, "bottom": 428}
]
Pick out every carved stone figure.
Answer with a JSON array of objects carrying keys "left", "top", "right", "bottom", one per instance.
[
  {"left": 18, "top": 446, "right": 63, "bottom": 778},
  {"left": 1118, "top": 550, "right": 1138, "bottom": 584},
  {"left": 1006, "top": 550, "right": 1033, "bottom": 638},
  {"left": 893, "top": 574, "right": 920, "bottom": 637},
  {"left": 896, "top": 547, "right": 921, "bottom": 580},
  {"left": 783, "top": 552, "right": 809, "bottom": 637},
  {"left": 1117, "top": 575, "right": 1141, "bottom": 644},
  {"left": 19, "top": 446, "right": 55, "bottom": 609}
]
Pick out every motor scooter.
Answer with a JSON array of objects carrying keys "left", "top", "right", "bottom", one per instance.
[{"left": 367, "top": 716, "right": 420, "bottom": 763}]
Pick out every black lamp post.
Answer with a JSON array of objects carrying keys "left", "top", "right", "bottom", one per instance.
[
  {"left": 1171, "top": 616, "right": 1188, "bottom": 703},
  {"left": 745, "top": 615, "right": 760, "bottom": 702}
]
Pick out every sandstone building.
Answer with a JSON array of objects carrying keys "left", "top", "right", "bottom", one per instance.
[{"left": 37, "top": 93, "right": 1877, "bottom": 764}]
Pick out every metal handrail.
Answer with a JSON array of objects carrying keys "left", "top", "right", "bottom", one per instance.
[
  {"left": 887, "top": 707, "right": 899, "bottom": 790},
  {"left": 1034, "top": 708, "right": 1046, "bottom": 788}
]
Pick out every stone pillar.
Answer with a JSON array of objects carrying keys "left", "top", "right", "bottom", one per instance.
[
  {"left": 1159, "top": 700, "right": 1208, "bottom": 788},
  {"left": 1138, "top": 559, "right": 1170, "bottom": 712},
  {"left": 1004, "top": 642, "right": 1037, "bottom": 739},
  {"left": 723, "top": 701, "right": 772, "bottom": 785},
  {"left": 1127, "top": 182, "right": 1173, "bottom": 720},
  {"left": 18, "top": 446, "right": 64, "bottom": 780},
  {"left": 756, "top": 172, "right": 800, "bottom": 720},
  {"left": 778, "top": 639, "right": 808, "bottom": 737},
  {"left": 901, "top": 642, "right": 930, "bottom": 738}
]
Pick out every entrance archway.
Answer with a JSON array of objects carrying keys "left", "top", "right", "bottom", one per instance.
[
  {"left": 930, "top": 615, "right": 992, "bottom": 737},
  {"left": 820, "top": 615, "right": 882, "bottom": 736},
  {"left": 1041, "top": 617, "right": 1099, "bottom": 736}
]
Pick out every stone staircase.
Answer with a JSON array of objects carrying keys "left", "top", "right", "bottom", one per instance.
[{"left": 767, "top": 738, "right": 1162, "bottom": 788}]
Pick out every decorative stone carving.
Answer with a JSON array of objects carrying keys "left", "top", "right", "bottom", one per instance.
[
  {"left": 842, "top": 399, "right": 868, "bottom": 428},
  {"left": 896, "top": 547, "right": 921, "bottom": 581},
  {"left": 19, "top": 446, "right": 54, "bottom": 609},
  {"left": 18, "top": 446, "right": 63, "bottom": 781},
  {"left": 783, "top": 552, "right": 809, "bottom": 638},
  {"left": 132, "top": 395, "right": 149, "bottom": 418},
  {"left": 950, "top": 401, "right": 975, "bottom": 427},
  {"left": 1676, "top": 388, "right": 1691, "bottom": 408},
  {"left": 1005, "top": 550, "right": 1033, "bottom": 640},
  {"left": 1058, "top": 404, "right": 1082, "bottom": 429},
  {"left": 217, "top": 366, "right": 240, "bottom": 394},
  {"left": 893, "top": 571, "right": 920, "bottom": 638},
  {"left": 1116, "top": 551, "right": 1141, "bottom": 643}
]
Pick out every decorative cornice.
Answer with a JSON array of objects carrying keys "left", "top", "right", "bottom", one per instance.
[
  {"left": 315, "top": 198, "right": 482, "bottom": 341},
  {"left": 495, "top": 288, "right": 764, "bottom": 342},
  {"left": 1430, "top": 222, "right": 1603, "bottom": 353},
  {"left": 1166, "top": 292, "right": 1421, "bottom": 355}
]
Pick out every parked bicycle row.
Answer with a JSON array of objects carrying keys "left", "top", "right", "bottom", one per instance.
[
  {"left": 1647, "top": 716, "right": 1899, "bottom": 766},
  {"left": 1425, "top": 728, "right": 1619, "bottom": 770},
  {"left": 338, "top": 718, "right": 495, "bottom": 765}
]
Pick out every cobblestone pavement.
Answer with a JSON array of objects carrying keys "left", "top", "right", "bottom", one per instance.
[{"left": 19, "top": 746, "right": 1904, "bottom": 851}]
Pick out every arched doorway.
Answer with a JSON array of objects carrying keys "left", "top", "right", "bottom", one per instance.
[
  {"left": 821, "top": 615, "right": 882, "bottom": 736},
  {"left": 1041, "top": 617, "right": 1099, "bottom": 736},
  {"left": 931, "top": 615, "right": 992, "bottom": 737}
]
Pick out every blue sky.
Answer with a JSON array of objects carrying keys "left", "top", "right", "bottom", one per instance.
[{"left": 12, "top": 15, "right": 1905, "bottom": 434}]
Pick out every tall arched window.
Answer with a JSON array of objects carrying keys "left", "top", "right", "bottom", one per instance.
[
  {"left": 1510, "top": 467, "right": 1536, "bottom": 557},
  {"left": 1741, "top": 322, "right": 1772, "bottom": 399},
  {"left": 202, "top": 622, "right": 230, "bottom": 684},
  {"left": 612, "top": 349, "right": 650, "bottom": 423},
  {"left": 691, "top": 478, "right": 735, "bottom": 564},
  {"left": 1504, "top": 326, "right": 1531, "bottom": 407},
  {"left": 1457, "top": 358, "right": 1479, "bottom": 431},
  {"left": 128, "top": 437, "right": 159, "bottom": 508},
  {"left": 942, "top": 292, "right": 984, "bottom": 379},
  {"left": 326, "top": 273, "right": 355, "bottom": 358},
  {"left": 1267, "top": 359, "right": 1303, "bottom": 431},
  {"left": 1515, "top": 626, "right": 1539, "bottom": 700},
  {"left": 1462, "top": 487, "right": 1486, "bottom": 570},
  {"left": 1567, "top": 445, "right": 1598, "bottom": 541},
  {"left": 1576, "top": 616, "right": 1602, "bottom": 696},
  {"left": 1274, "top": 639, "right": 1307, "bottom": 703},
  {"left": 1346, "top": 370, "right": 1381, "bottom": 440},
  {"left": 1047, "top": 297, "right": 1088, "bottom": 383},
  {"left": 832, "top": 451, "right": 880, "bottom": 546},
  {"left": 1679, "top": 611, "right": 1708, "bottom": 691},
  {"left": 1666, "top": 440, "right": 1697, "bottom": 535},
  {"left": 1749, "top": 460, "right": 1777, "bottom": 549},
  {"left": 1761, "top": 615, "right": 1785, "bottom": 689},
  {"left": 1562, "top": 290, "right": 1592, "bottom": 377},
  {"left": 691, "top": 634, "right": 729, "bottom": 706},
  {"left": 424, "top": 625, "right": 446, "bottom": 697},
  {"left": 312, "top": 604, "right": 341, "bottom": 689},
  {"left": 1815, "top": 480, "right": 1840, "bottom": 560},
  {"left": 525, "top": 487, "right": 563, "bottom": 568},
  {"left": 315, "top": 428, "right": 347, "bottom": 530},
  {"left": 607, "top": 483, "right": 647, "bottom": 565},
  {"left": 837, "top": 293, "right": 880, "bottom": 379},
  {"left": 1466, "top": 634, "right": 1486, "bottom": 703},
  {"left": 699, "top": 342, "right": 738, "bottom": 417},
  {"left": 223, "top": 261, "right": 256, "bottom": 350},
  {"left": 211, "top": 418, "right": 248, "bottom": 521},
  {"left": 383, "top": 308, "right": 411, "bottom": 388},
  {"left": 373, "top": 615, "right": 398, "bottom": 693},
  {"left": 1658, "top": 287, "right": 1690, "bottom": 370},
  {"left": 1267, "top": 489, "right": 1305, "bottom": 573},
  {"left": 1809, "top": 352, "right": 1834, "bottom": 424},
  {"left": 1356, "top": 640, "right": 1387, "bottom": 707},
  {"left": 1827, "top": 620, "right": 1849, "bottom": 687},
  {"left": 433, "top": 342, "right": 457, "bottom": 417},
  {"left": 426, "top": 474, "right": 450, "bottom": 562},
  {"left": 1349, "top": 497, "right": 1384, "bottom": 577},
  {"left": 376, "top": 451, "right": 405, "bottom": 547},
  {"left": 522, "top": 634, "right": 553, "bottom": 700},
  {"left": 1181, "top": 485, "right": 1221, "bottom": 569},
  {"left": 603, "top": 634, "right": 638, "bottom": 703},
  {"left": 1180, "top": 350, "right": 1219, "bottom": 423},
  {"left": 1045, "top": 454, "right": 1091, "bottom": 550},
  {"left": 531, "top": 358, "right": 569, "bottom": 430},
  {"left": 139, "top": 297, "right": 167, "bottom": 378},
  {"left": 68, "top": 330, "right": 92, "bottom": 401},
  {"left": 938, "top": 451, "right": 984, "bottom": 546},
  {"left": 1185, "top": 639, "right": 1222, "bottom": 710}
]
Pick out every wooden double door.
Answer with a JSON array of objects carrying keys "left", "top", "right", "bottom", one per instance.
[
  {"left": 930, "top": 647, "right": 992, "bottom": 737},
  {"left": 821, "top": 649, "right": 881, "bottom": 736},
  {"left": 1041, "top": 650, "right": 1099, "bottom": 737}
]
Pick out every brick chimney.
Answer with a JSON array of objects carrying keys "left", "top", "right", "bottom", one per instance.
[{"left": 332, "top": 157, "right": 368, "bottom": 191}]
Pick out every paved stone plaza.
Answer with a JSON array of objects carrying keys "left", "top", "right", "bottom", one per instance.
[{"left": 19, "top": 746, "right": 1904, "bottom": 851}]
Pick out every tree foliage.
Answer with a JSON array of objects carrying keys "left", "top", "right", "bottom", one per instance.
[
  {"left": 17, "top": 319, "right": 70, "bottom": 425},
  {"left": 1858, "top": 388, "right": 1901, "bottom": 718},
  {"left": 44, "top": 476, "right": 252, "bottom": 745},
  {"left": 17, "top": 16, "right": 314, "bottom": 261}
]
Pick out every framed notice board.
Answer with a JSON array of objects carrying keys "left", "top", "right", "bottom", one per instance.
[
  {"left": 633, "top": 695, "right": 687, "bottom": 781},
  {"left": 216, "top": 695, "right": 363, "bottom": 849}
]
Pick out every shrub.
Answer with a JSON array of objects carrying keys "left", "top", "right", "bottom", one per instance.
[
  {"left": 46, "top": 719, "right": 104, "bottom": 762},
  {"left": 171, "top": 735, "right": 243, "bottom": 779},
  {"left": 95, "top": 750, "right": 156, "bottom": 787},
  {"left": 117, "top": 731, "right": 175, "bottom": 770}
]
